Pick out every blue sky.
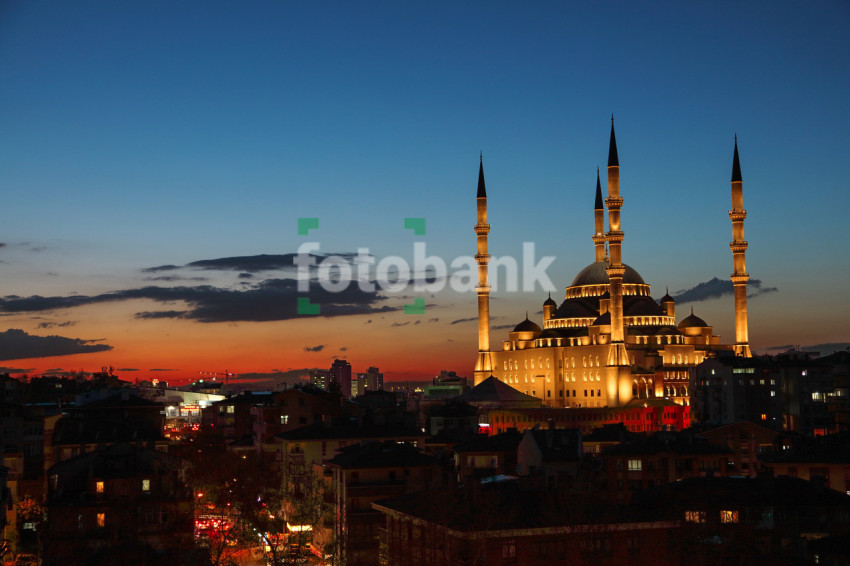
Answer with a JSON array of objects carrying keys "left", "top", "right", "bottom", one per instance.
[{"left": 1, "top": 1, "right": 848, "bottom": 381}]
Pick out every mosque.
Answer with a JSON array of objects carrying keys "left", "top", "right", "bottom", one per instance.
[{"left": 472, "top": 120, "right": 751, "bottom": 409}]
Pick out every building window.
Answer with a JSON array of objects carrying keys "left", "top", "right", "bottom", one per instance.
[
  {"left": 720, "top": 510, "right": 739, "bottom": 523},
  {"left": 97, "top": 513, "right": 106, "bottom": 528},
  {"left": 96, "top": 481, "right": 104, "bottom": 494},
  {"left": 501, "top": 539, "right": 516, "bottom": 562},
  {"left": 226, "top": 405, "right": 234, "bottom": 414},
  {"left": 142, "top": 479, "right": 150, "bottom": 492},
  {"left": 685, "top": 510, "right": 706, "bottom": 523},
  {"left": 280, "top": 415, "right": 289, "bottom": 425},
  {"left": 628, "top": 459, "right": 642, "bottom": 471}
]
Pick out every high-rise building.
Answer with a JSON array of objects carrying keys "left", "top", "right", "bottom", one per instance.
[
  {"left": 364, "top": 366, "right": 383, "bottom": 391},
  {"left": 473, "top": 121, "right": 752, "bottom": 410},
  {"left": 309, "top": 369, "right": 331, "bottom": 391},
  {"left": 329, "top": 359, "right": 353, "bottom": 398}
]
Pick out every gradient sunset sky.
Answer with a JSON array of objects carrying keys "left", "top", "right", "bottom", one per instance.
[{"left": 1, "top": 1, "right": 848, "bottom": 385}]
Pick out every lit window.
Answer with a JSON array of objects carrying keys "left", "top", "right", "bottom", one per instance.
[
  {"left": 226, "top": 405, "right": 234, "bottom": 414},
  {"left": 720, "top": 510, "right": 739, "bottom": 523},
  {"left": 96, "top": 481, "right": 104, "bottom": 494},
  {"left": 627, "top": 459, "right": 642, "bottom": 471},
  {"left": 142, "top": 479, "right": 150, "bottom": 492},
  {"left": 281, "top": 415, "right": 289, "bottom": 425},
  {"left": 97, "top": 513, "right": 106, "bottom": 527},
  {"left": 685, "top": 510, "right": 706, "bottom": 523},
  {"left": 812, "top": 392, "right": 822, "bottom": 401}
]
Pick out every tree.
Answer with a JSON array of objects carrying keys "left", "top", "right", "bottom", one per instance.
[
  {"left": 178, "top": 431, "right": 287, "bottom": 565},
  {"left": 281, "top": 462, "right": 329, "bottom": 565}
]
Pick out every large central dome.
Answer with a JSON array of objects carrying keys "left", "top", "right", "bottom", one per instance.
[{"left": 570, "top": 261, "right": 646, "bottom": 287}]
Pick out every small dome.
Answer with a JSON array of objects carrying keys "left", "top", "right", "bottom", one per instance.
[
  {"left": 512, "top": 316, "right": 541, "bottom": 333},
  {"left": 543, "top": 293, "right": 557, "bottom": 307},
  {"left": 660, "top": 292, "right": 674, "bottom": 303},
  {"left": 678, "top": 311, "right": 708, "bottom": 329}
]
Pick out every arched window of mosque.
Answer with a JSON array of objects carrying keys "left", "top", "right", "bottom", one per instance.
[
  {"left": 595, "top": 356, "right": 600, "bottom": 367},
  {"left": 596, "top": 371, "right": 601, "bottom": 381},
  {"left": 503, "top": 361, "right": 507, "bottom": 371},
  {"left": 531, "top": 359, "right": 535, "bottom": 370},
  {"left": 582, "top": 371, "right": 587, "bottom": 381},
  {"left": 583, "top": 357, "right": 587, "bottom": 368},
  {"left": 524, "top": 359, "right": 528, "bottom": 370},
  {"left": 546, "top": 358, "right": 550, "bottom": 369},
  {"left": 677, "top": 354, "right": 682, "bottom": 364},
  {"left": 571, "top": 357, "right": 575, "bottom": 368},
  {"left": 685, "top": 355, "right": 689, "bottom": 364}
]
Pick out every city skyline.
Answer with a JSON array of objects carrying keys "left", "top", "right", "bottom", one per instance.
[{"left": 1, "top": 1, "right": 848, "bottom": 385}]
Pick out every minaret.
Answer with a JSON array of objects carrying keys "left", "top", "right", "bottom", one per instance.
[
  {"left": 605, "top": 118, "right": 630, "bottom": 365},
  {"left": 474, "top": 154, "right": 494, "bottom": 384},
  {"left": 604, "top": 118, "right": 632, "bottom": 405},
  {"left": 593, "top": 167, "right": 606, "bottom": 263},
  {"left": 729, "top": 136, "right": 752, "bottom": 357}
]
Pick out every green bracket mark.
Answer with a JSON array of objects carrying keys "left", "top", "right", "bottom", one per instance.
[
  {"left": 404, "top": 218, "right": 426, "bottom": 236},
  {"left": 404, "top": 298, "right": 426, "bottom": 315},
  {"left": 298, "top": 217, "right": 319, "bottom": 236},
  {"left": 297, "top": 297, "right": 320, "bottom": 315}
]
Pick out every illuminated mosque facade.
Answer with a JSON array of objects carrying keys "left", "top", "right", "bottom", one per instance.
[{"left": 473, "top": 120, "right": 751, "bottom": 409}]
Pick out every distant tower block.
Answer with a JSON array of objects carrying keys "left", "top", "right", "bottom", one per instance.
[
  {"left": 474, "top": 154, "right": 493, "bottom": 385},
  {"left": 729, "top": 136, "right": 752, "bottom": 357}
]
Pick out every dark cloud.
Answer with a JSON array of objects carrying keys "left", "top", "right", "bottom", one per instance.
[
  {"left": 149, "top": 368, "right": 177, "bottom": 372},
  {"left": 37, "top": 320, "right": 77, "bottom": 329},
  {"left": 450, "top": 317, "right": 477, "bottom": 325},
  {"left": 143, "top": 275, "right": 209, "bottom": 282},
  {"left": 118, "top": 368, "right": 140, "bottom": 372},
  {"left": 135, "top": 310, "right": 189, "bottom": 320},
  {"left": 672, "top": 277, "right": 778, "bottom": 303},
  {"left": 766, "top": 342, "right": 850, "bottom": 353},
  {"left": 303, "top": 344, "right": 326, "bottom": 352},
  {"left": 232, "top": 368, "right": 314, "bottom": 388},
  {"left": 391, "top": 321, "right": 410, "bottom": 327},
  {"left": 238, "top": 273, "right": 254, "bottom": 279},
  {"left": 0, "top": 366, "right": 34, "bottom": 373},
  {"left": 143, "top": 252, "right": 364, "bottom": 274},
  {"left": 0, "top": 243, "right": 6, "bottom": 248},
  {"left": 428, "top": 318, "right": 439, "bottom": 323},
  {"left": 492, "top": 324, "right": 515, "bottom": 330},
  {"left": 339, "top": 346, "right": 348, "bottom": 352},
  {"left": 0, "top": 329, "right": 113, "bottom": 361},
  {"left": 1, "top": 278, "right": 397, "bottom": 323}
]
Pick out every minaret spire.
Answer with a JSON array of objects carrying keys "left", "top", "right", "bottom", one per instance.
[
  {"left": 474, "top": 155, "right": 493, "bottom": 384},
  {"left": 593, "top": 167, "right": 606, "bottom": 262},
  {"left": 729, "top": 136, "right": 751, "bottom": 356},
  {"left": 604, "top": 117, "right": 631, "bottom": 399}
]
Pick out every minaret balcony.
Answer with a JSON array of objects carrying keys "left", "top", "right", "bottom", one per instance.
[
  {"left": 475, "top": 254, "right": 491, "bottom": 263},
  {"left": 606, "top": 231, "right": 624, "bottom": 243},
  {"left": 728, "top": 210, "right": 747, "bottom": 221},
  {"left": 605, "top": 197, "right": 624, "bottom": 208},
  {"left": 474, "top": 224, "right": 491, "bottom": 235},
  {"left": 475, "top": 285, "right": 491, "bottom": 293},
  {"left": 729, "top": 241, "right": 748, "bottom": 253},
  {"left": 730, "top": 274, "right": 749, "bottom": 284},
  {"left": 606, "top": 266, "right": 626, "bottom": 277}
]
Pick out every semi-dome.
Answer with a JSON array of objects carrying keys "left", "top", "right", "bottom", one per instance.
[
  {"left": 512, "top": 316, "right": 541, "bottom": 333},
  {"left": 678, "top": 311, "right": 709, "bottom": 329},
  {"left": 570, "top": 261, "right": 646, "bottom": 287}
]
